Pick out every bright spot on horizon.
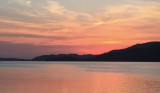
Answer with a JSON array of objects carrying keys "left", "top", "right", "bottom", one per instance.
[
  {"left": 104, "top": 41, "right": 122, "bottom": 44},
  {"left": 94, "top": 22, "right": 105, "bottom": 25}
]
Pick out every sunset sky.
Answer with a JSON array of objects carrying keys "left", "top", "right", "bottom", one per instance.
[{"left": 0, "top": 0, "right": 160, "bottom": 58}]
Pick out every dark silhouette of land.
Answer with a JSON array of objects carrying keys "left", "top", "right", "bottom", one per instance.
[
  {"left": 0, "top": 58, "right": 29, "bottom": 61},
  {"left": 93, "top": 41, "right": 160, "bottom": 62},
  {"left": 32, "top": 54, "right": 96, "bottom": 61},
  {"left": 0, "top": 41, "right": 160, "bottom": 62}
]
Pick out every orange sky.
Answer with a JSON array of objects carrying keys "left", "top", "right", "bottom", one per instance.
[{"left": 0, "top": 0, "right": 160, "bottom": 58}]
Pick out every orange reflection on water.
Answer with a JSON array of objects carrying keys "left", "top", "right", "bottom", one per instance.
[{"left": 0, "top": 64, "right": 160, "bottom": 93}]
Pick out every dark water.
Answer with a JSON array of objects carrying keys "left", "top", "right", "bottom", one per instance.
[{"left": 0, "top": 62, "right": 160, "bottom": 93}]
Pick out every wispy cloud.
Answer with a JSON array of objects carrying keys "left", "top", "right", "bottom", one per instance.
[{"left": 9, "top": 0, "right": 31, "bottom": 6}]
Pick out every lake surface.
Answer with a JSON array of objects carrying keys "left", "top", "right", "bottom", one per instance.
[{"left": 0, "top": 62, "right": 160, "bottom": 93}]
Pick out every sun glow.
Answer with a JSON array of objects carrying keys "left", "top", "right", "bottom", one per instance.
[
  {"left": 104, "top": 41, "right": 122, "bottom": 44},
  {"left": 94, "top": 22, "right": 105, "bottom": 25}
]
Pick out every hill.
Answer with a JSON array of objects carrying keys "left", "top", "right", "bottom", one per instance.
[
  {"left": 93, "top": 42, "right": 160, "bottom": 61},
  {"left": 32, "top": 54, "right": 96, "bottom": 61}
]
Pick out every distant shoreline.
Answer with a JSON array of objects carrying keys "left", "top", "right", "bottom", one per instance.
[{"left": 0, "top": 41, "right": 160, "bottom": 62}]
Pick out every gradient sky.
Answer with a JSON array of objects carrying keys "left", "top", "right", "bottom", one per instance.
[{"left": 0, "top": 0, "right": 160, "bottom": 58}]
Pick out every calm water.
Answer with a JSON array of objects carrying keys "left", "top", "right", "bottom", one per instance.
[{"left": 0, "top": 62, "right": 160, "bottom": 93}]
